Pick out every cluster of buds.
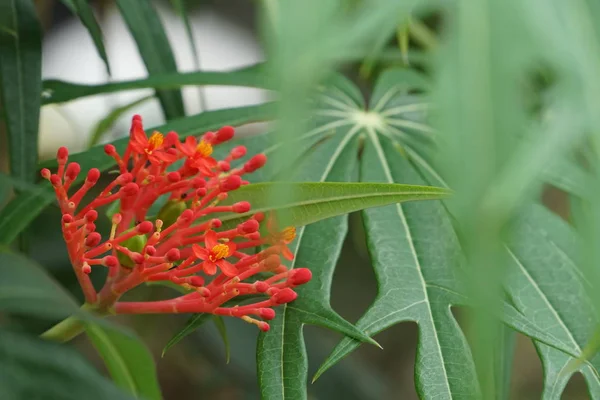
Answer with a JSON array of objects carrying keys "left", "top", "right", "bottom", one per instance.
[{"left": 41, "top": 115, "right": 312, "bottom": 332}]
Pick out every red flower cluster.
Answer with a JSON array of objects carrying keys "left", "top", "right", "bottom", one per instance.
[{"left": 41, "top": 115, "right": 312, "bottom": 331}]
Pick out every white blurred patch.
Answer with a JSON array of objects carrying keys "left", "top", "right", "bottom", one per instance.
[{"left": 40, "top": 1, "right": 269, "bottom": 160}]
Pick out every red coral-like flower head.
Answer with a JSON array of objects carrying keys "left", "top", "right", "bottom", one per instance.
[{"left": 41, "top": 115, "right": 312, "bottom": 332}]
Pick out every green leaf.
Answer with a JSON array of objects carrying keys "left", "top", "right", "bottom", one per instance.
[
  {"left": 0, "top": 0, "right": 42, "bottom": 183},
  {"left": 162, "top": 313, "right": 212, "bottom": 357},
  {"left": 85, "top": 324, "right": 162, "bottom": 400},
  {"left": 504, "top": 204, "right": 600, "bottom": 398},
  {"left": 115, "top": 0, "right": 185, "bottom": 119},
  {"left": 0, "top": 251, "right": 162, "bottom": 397},
  {"left": 212, "top": 316, "right": 231, "bottom": 364},
  {"left": 542, "top": 155, "right": 590, "bottom": 198},
  {"left": 0, "top": 250, "right": 78, "bottom": 319},
  {"left": 42, "top": 64, "right": 266, "bottom": 105},
  {"left": 59, "top": 0, "right": 110, "bottom": 74},
  {"left": 0, "top": 173, "right": 12, "bottom": 211},
  {"left": 169, "top": 0, "right": 200, "bottom": 68},
  {"left": 220, "top": 181, "right": 450, "bottom": 230},
  {"left": 0, "top": 182, "right": 55, "bottom": 245},
  {"left": 88, "top": 95, "right": 154, "bottom": 148},
  {"left": 0, "top": 329, "right": 134, "bottom": 400}
]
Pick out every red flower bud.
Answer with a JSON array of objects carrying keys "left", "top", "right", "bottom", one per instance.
[
  {"left": 118, "top": 173, "right": 133, "bottom": 184},
  {"left": 131, "top": 252, "right": 144, "bottom": 264},
  {"left": 165, "top": 131, "right": 178, "bottom": 146},
  {"left": 272, "top": 288, "right": 297, "bottom": 305},
  {"left": 238, "top": 219, "right": 259, "bottom": 234},
  {"left": 104, "top": 256, "right": 118, "bottom": 267},
  {"left": 254, "top": 281, "right": 269, "bottom": 293},
  {"left": 231, "top": 146, "right": 247, "bottom": 159},
  {"left": 122, "top": 182, "right": 139, "bottom": 196},
  {"left": 258, "top": 321, "right": 270, "bottom": 332},
  {"left": 189, "top": 276, "right": 204, "bottom": 287},
  {"left": 65, "top": 163, "right": 81, "bottom": 181},
  {"left": 177, "top": 209, "right": 194, "bottom": 225},
  {"left": 244, "top": 154, "right": 267, "bottom": 173},
  {"left": 260, "top": 308, "right": 276, "bottom": 320},
  {"left": 215, "top": 126, "right": 235, "bottom": 144},
  {"left": 218, "top": 161, "right": 230, "bottom": 171},
  {"left": 166, "top": 248, "right": 180, "bottom": 262},
  {"left": 137, "top": 221, "right": 154, "bottom": 234},
  {"left": 57, "top": 147, "right": 69, "bottom": 162},
  {"left": 233, "top": 201, "right": 251, "bottom": 213},
  {"left": 219, "top": 175, "right": 242, "bottom": 192},
  {"left": 167, "top": 171, "right": 181, "bottom": 182},
  {"left": 145, "top": 245, "right": 157, "bottom": 256},
  {"left": 288, "top": 268, "right": 312, "bottom": 285},
  {"left": 85, "top": 232, "right": 101, "bottom": 247},
  {"left": 85, "top": 210, "right": 98, "bottom": 222},
  {"left": 87, "top": 168, "right": 101, "bottom": 184},
  {"left": 50, "top": 174, "right": 61, "bottom": 186}
]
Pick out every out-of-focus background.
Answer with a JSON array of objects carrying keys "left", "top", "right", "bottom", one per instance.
[{"left": 23, "top": 1, "right": 587, "bottom": 398}]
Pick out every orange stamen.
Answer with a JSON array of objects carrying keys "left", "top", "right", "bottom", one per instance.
[{"left": 196, "top": 140, "right": 213, "bottom": 157}]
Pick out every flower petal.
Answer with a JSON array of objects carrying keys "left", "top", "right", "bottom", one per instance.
[
  {"left": 282, "top": 246, "right": 294, "bottom": 261},
  {"left": 192, "top": 244, "right": 207, "bottom": 259},
  {"left": 203, "top": 261, "right": 217, "bottom": 275},
  {"left": 225, "top": 242, "right": 236, "bottom": 257},
  {"left": 205, "top": 230, "right": 218, "bottom": 248},
  {"left": 217, "top": 260, "right": 238, "bottom": 277}
]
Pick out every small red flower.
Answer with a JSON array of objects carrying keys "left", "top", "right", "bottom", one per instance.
[
  {"left": 265, "top": 214, "right": 297, "bottom": 260},
  {"left": 40, "top": 114, "right": 312, "bottom": 332},
  {"left": 192, "top": 231, "right": 237, "bottom": 276},
  {"left": 176, "top": 136, "right": 218, "bottom": 175}
]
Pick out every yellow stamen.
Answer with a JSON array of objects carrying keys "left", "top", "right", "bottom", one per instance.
[
  {"left": 211, "top": 243, "right": 229, "bottom": 260},
  {"left": 147, "top": 132, "right": 164, "bottom": 153},
  {"left": 281, "top": 227, "right": 296, "bottom": 243},
  {"left": 196, "top": 140, "right": 213, "bottom": 157}
]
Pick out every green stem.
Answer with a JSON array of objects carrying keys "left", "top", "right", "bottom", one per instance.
[{"left": 40, "top": 303, "right": 107, "bottom": 343}]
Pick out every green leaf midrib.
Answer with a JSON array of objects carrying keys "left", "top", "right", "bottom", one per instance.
[{"left": 366, "top": 128, "right": 454, "bottom": 398}]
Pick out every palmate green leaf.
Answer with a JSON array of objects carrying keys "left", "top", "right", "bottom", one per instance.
[
  {"left": 307, "top": 71, "right": 479, "bottom": 400},
  {"left": 250, "top": 69, "right": 461, "bottom": 399},
  {"left": 0, "top": 329, "right": 134, "bottom": 400},
  {"left": 0, "top": 0, "right": 42, "bottom": 184},
  {"left": 85, "top": 324, "right": 162, "bottom": 400},
  {"left": 309, "top": 68, "right": 600, "bottom": 399},
  {"left": 115, "top": 0, "right": 185, "bottom": 120},
  {"left": 504, "top": 204, "right": 600, "bottom": 399},
  {"left": 59, "top": 0, "right": 110, "bottom": 74},
  {"left": 0, "top": 104, "right": 273, "bottom": 245},
  {"left": 42, "top": 64, "right": 266, "bottom": 105}
]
